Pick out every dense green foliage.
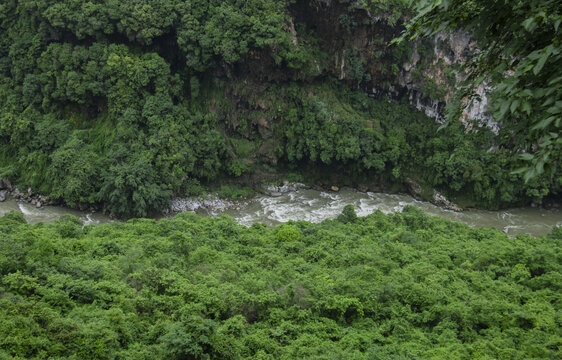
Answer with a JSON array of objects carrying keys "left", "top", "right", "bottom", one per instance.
[
  {"left": 400, "top": 0, "right": 562, "bottom": 180},
  {"left": 0, "top": 0, "right": 560, "bottom": 217},
  {"left": 1, "top": 4, "right": 560, "bottom": 360},
  {"left": 0, "top": 209, "right": 560, "bottom": 358},
  {"left": 243, "top": 81, "right": 556, "bottom": 207},
  {"left": 0, "top": 0, "right": 301, "bottom": 217}
]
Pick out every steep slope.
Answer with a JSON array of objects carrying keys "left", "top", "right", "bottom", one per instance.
[{"left": 0, "top": 0, "right": 558, "bottom": 217}]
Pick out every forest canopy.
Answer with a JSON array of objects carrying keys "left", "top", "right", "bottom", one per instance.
[{"left": 0, "top": 208, "right": 561, "bottom": 358}]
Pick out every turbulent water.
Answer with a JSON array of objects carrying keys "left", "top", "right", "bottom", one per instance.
[
  {"left": 1, "top": 188, "right": 560, "bottom": 237},
  {"left": 0, "top": 199, "right": 111, "bottom": 226},
  {"left": 222, "top": 189, "right": 561, "bottom": 237}
]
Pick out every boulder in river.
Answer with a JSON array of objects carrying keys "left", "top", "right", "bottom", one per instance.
[
  {"left": 11, "top": 188, "right": 23, "bottom": 199},
  {"left": 357, "top": 184, "right": 369, "bottom": 193},
  {"left": 432, "top": 190, "right": 463, "bottom": 212},
  {"left": 0, "top": 190, "right": 7, "bottom": 202},
  {"left": 330, "top": 186, "right": 340, "bottom": 192}
]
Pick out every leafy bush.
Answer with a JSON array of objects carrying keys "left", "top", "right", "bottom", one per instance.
[
  {"left": 216, "top": 185, "right": 253, "bottom": 200},
  {"left": 184, "top": 178, "right": 206, "bottom": 197},
  {"left": 275, "top": 224, "right": 302, "bottom": 242},
  {"left": 337, "top": 204, "right": 357, "bottom": 223}
]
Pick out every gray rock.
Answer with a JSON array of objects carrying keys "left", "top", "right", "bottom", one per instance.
[
  {"left": 11, "top": 188, "right": 23, "bottom": 199},
  {"left": 36, "top": 202, "right": 41, "bottom": 208},
  {"left": 263, "top": 182, "right": 307, "bottom": 196},
  {"left": 0, "top": 178, "right": 11, "bottom": 190},
  {"left": 357, "top": 184, "right": 369, "bottom": 193},
  {"left": 432, "top": 190, "right": 463, "bottom": 212},
  {"left": 0, "top": 190, "right": 7, "bottom": 202}
]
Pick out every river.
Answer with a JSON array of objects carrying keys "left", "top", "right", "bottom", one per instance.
[{"left": 1, "top": 188, "right": 560, "bottom": 237}]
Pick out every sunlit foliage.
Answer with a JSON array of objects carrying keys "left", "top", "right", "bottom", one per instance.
[{"left": 0, "top": 209, "right": 560, "bottom": 358}]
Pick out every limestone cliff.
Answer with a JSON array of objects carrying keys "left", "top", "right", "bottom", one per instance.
[{"left": 288, "top": 0, "right": 493, "bottom": 127}]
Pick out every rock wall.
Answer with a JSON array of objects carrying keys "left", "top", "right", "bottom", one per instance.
[{"left": 290, "top": 1, "right": 494, "bottom": 127}]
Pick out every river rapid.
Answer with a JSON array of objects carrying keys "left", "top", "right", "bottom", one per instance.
[{"left": 1, "top": 188, "right": 560, "bottom": 237}]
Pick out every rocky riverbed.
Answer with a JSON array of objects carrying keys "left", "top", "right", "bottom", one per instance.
[{"left": 0, "top": 178, "right": 52, "bottom": 209}]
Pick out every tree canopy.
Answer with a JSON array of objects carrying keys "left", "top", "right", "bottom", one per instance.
[{"left": 1, "top": 208, "right": 561, "bottom": 358}]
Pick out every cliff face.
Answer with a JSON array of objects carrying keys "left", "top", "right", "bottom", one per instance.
[
  {"left": 205, "top": 0, "right": 496, "bottom": 167},
  {"left": 288, "top": 1, "right": 493, "bottom": 127}
]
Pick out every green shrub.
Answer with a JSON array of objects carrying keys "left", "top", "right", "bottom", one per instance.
[
  {"left": 217, "top": 185, "right": 253, "bottom": 199},
  {"left": 184, "top": 178, "right": 206, "bottom": 197},
  {"left": 275, "top": 224, "right": 302, "bottom": 242},
  {"left": 337, "top": 204, "right": 357, "bottom": 224}
]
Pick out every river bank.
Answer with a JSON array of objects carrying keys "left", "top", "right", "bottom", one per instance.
[{"left": 1, "top": 185, "right": 560, "bottom": 237}]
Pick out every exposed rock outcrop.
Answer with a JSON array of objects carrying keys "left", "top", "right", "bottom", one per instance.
[
  {"left": 262, "top": 182, "right": 308, "bottom": 196},
  {"left": 4, "top": 187, "right": 51, "bottom": 208},
  {"left": 405, "top": 178, "right": 462, "bottom": 212},
  {"left": 290, "top": 1, "right": 493, "bottom": 127},
  {"left": 432, "top": 190, "right": 463, "bottom": 212},
  {"left": 0, "top": 178, "right": 11, "bottom": 190}
]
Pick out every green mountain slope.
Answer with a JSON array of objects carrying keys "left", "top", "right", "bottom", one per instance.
[{"left": 0, "top": 1, "right": 559, "bottom": 217}]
